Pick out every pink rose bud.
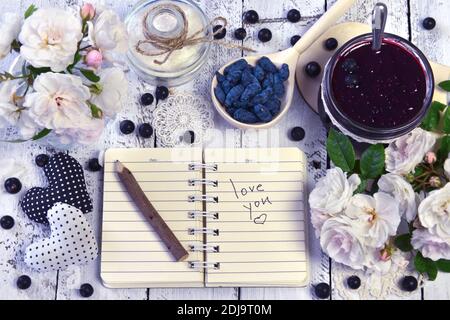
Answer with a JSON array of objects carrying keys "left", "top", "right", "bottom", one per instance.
[
  {"left": 85, "top": 50, "right": 103, "bottom": 68},
  {"left": 429, "top": 176, "right": 442, "bottom": 188},
  {"left": 380, "top": 248, "right": 391, "bottom": 262},
  {"left": 81, "top": 3, "right": 96, "bottom": 20},
  {"left": 425, "top": 151, "right": 437, "bottom": 164}
]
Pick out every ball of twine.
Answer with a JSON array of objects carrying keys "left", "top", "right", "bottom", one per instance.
[{"left": 135, "top": 4, "right": 255, "bottom": 65}]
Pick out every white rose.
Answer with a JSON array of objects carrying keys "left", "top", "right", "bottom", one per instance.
[
  {"left": 91, "top": 67, "right": 127, "bottom": 118},
  {"left": 24, "top": 73, "right": 92, "bottom": 130},
  {"left": 309, "top": 168, "right": 361, "bottom": 236},
  {"left": 17, "top": 108, "right": 40, "bottom": 140},
  {"left": 320, "top": 216, "right": 367, "bottom": 269},
  {"left": 418, "top": 183, "right": 450, "bottom": 239},
  {"left": 345, "top": 193, "right": 400, "bottom": 248},
  {"left": 366, "top": 248, "right": 410, "bottom": 274},
  {"left": 385, "top": 128, "right": 436, "bottom": 175},
  {"left": 54, "top": 118, "right": 104, "bottom": 145},
  {"left": 412, "top": 228, "right": 450, "bottom": 261},
  {"left": 88, "top": 9, "right": 127, "bottom": 62},
  {"left": 0, "top": 13, "right": 22, "bottom": 59},
  {"left": 444, "top": 157, "right": 450, "bottom": 180},
  {"left": 378, "top": 173, "right": 417, "bottom": 222},
  {"left": 19, "top": 9, "right": 82, "bottom": 72},
  {"left": 0, "top": 80, "right": 23, "bottom": 127}
]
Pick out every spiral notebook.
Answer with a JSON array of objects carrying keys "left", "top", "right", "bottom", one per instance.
[{"left": 101, "top": 148, "right": 309, "bottom": 288}]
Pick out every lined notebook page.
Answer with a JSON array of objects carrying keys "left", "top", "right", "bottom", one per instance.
[
  {"left": 204, "top": 148, "right": 309, "bottom": 287},
  {"left": 101, "top": 148, "right": 204, "bottom": 288}
]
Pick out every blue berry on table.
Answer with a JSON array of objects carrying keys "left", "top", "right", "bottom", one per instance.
[
  {"left": 183, "top": 131, "right": 195, "bottom": 144},
  {"left": 314, "top": 282, "right": 330, "bottom": 299},
  {"left": 290, "top": 127, "right": 305, "bottom": 141},
  {"left": 422, "top": 17, "right": 436, "bottom": 30},
  {"left": 324, "top": 37, "right": 338, "bottom": 51},
  {"left": 305, "top": 61, "right": 321, "bottom": 78},
  {"left": 88, "top": 158, "right": 102, "bottom": 172},
  {"left": 287, "top": 9, "right": 301, "bottom": 23},
  {"left": 4, "top": 177, "right": 22, "bottom": 194},
  {"left": 290, "top": 35, "right": 301, "bottom": 46},
  {"left": 244, "top": 10, "right": 259, "bottom": 24},
  {"left": 258, "top": 28, "right": 272, "bottom": 43},
  {"left": 140, "top": 93, "right": 154, "bottom": 106},
  {"left": 35, "top": 154, "right": 49, "bottom": 168},
  {"left": 213, "top": 25, "right": 227, "bottom": 40},
  {"left": 0, "top": 215, "right": 14, "bottom": 230},
  {"left": 341, "top": 58, "right": 358, "bottom": 74},
  {"left": 155, "top": 86, "right": 169, "bottom": 101},
  {"left": 347, "top": 275, "right": 361, "bottom": 289},
  {"left": 17, "top": 275, "right": 31, "bottom": 290},
  {"left": 401, "top": 276, "right": 418, "bottom": 292},
  {"left": 119, "top": 120, "right": 136, "bottom": 135},
  {"left": 234, "top": 27, "right": 247, "bottom": 40},
  {"left": 138, "top": 123, "right": 154, "bottom": 139},
  {"left": 79, "top": 283, "right": 94, "bottom": 298}
]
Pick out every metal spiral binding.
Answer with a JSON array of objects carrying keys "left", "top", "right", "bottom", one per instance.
[
  {"left": 188, "top": 195, "right": 218, "bottom": 203},
  {"left": 188, "top": 228, "right": 219, "bottom": 236},
  {"left": 188, "top": 178, "right": 218, "bottom": 187},
  {"left": 188, "top": 211, "right": 219, "bottom": 220},
  {"left": 189, "top": 261, "right": 221, "bottom": 270},
  {"left": 189, "top": 244, "right": 220, "bottom": 253},
  {"left": 188, "top": 163, "right": 218, "bottom": 171}
]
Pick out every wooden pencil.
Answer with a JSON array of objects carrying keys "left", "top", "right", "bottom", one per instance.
[{"left": 115, "top": 160, "right": 189, "bottom": 262}]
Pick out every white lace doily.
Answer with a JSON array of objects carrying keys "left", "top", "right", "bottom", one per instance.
[
  {"left": 152, "top": 93, "right": 214, "bottom": 147},
  {"left": 332, "top": 262, "right": 422, "bottom": 300}
]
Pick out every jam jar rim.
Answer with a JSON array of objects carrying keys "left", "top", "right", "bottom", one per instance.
[{"left": 322, "top": 33, "right": 435, "bottom": 141}]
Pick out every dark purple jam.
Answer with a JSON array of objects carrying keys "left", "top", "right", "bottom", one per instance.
[{"left": 331, "top": 40, "right": 427, "bottom": 129}]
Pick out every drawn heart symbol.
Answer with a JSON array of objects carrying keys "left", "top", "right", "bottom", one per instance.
[
  {"left": 24, "top": 202, "right": 98, "bottom": 272},
  {"left": 21, "top": 153, "right": 93, "bottom": 224},
  {"left": 253, "top": 214, "right": 267, "bottom": 225}
]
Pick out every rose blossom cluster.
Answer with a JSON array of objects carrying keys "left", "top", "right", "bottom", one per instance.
[
  {"left": 0, "top": 3, "right": 128, "bottom": 145},
  {"left": 309, "top": 127, "right": 450, "bottom": 272}
]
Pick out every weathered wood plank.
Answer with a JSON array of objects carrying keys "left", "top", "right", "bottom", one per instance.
[
  {"left": 239, "top": 0, "right": 329, "bottom": 300},
  {"left": 410, "top": 0, "right": 450, "bottom": 301}
]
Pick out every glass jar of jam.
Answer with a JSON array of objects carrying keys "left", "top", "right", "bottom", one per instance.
[{"left": 321, "top": 33, "right": 434, "bottom": 144}]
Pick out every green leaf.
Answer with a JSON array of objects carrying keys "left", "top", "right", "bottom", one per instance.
[
  {"left": 394, "top": 234, "right": 413, "bottom": 252},
  {"left": 421, "top": 101, "right": 446, "bottom": 131},
  {"left": 89, "top": 102, "right": 103, "bottom": 119},
  {"left": 353, "top": 179, "right": 367, "bottom": 194},
  {"left": 24, "top": 4, "right": 38, "bottom": 19},
  {"left": 326, "top": 128, "right": 355, "bottom": 172},
  {"left": 439, "top": 80, "right": 450, "bottom": 92},
  {"left": 27, "top": 65, "right": 51, "bottom": 78},
  {"left": 32, "top": 128, "right": 52, "bottom": 141},
  {"left": 67, "top": 52, "right": 83, "bottom": 72},
  {"left": 360, "top": 144, "right": 385, "bottom": 179},
  {"left": 80, "top": 69, "right": 100, "bottom": 82},
  {"left": 436, "top": 259, "right": 450, "bottom": 273},
  {"left": 443, "top": 107, "right": 450, "bottom": 134},
  {"left": 438, "top": 135, "right": 450, "bottom": 162},
  {"left": 415, "top": 252, "right": 438, "bottom": 281}
]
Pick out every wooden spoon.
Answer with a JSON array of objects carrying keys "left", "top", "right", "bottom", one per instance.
[{"left": 211, "top": 0, "right": 357, "bottom": 129}]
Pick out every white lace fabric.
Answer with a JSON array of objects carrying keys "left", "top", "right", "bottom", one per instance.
[
  {"left": 332, "top": 262, "right": 422, "bottom": 300},
  {"left": 152, "top": 93, "right": 214, "bottom": 147}
]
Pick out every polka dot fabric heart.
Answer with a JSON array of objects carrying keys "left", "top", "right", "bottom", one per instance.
[
  {"left": 21, "top": 153, "right": 93, "bottom": 224},
  {"left": 24, "top": 202, "right": 98, "bottom": 272}
]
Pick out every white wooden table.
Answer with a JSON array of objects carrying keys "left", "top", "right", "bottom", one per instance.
[{"left": 1, "top": 0, "right": 449, "bottom": 300}]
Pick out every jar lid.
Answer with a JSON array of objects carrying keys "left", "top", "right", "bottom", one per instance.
[{"left": 125, "top": 0, "right": 212, "bottom": 86}]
